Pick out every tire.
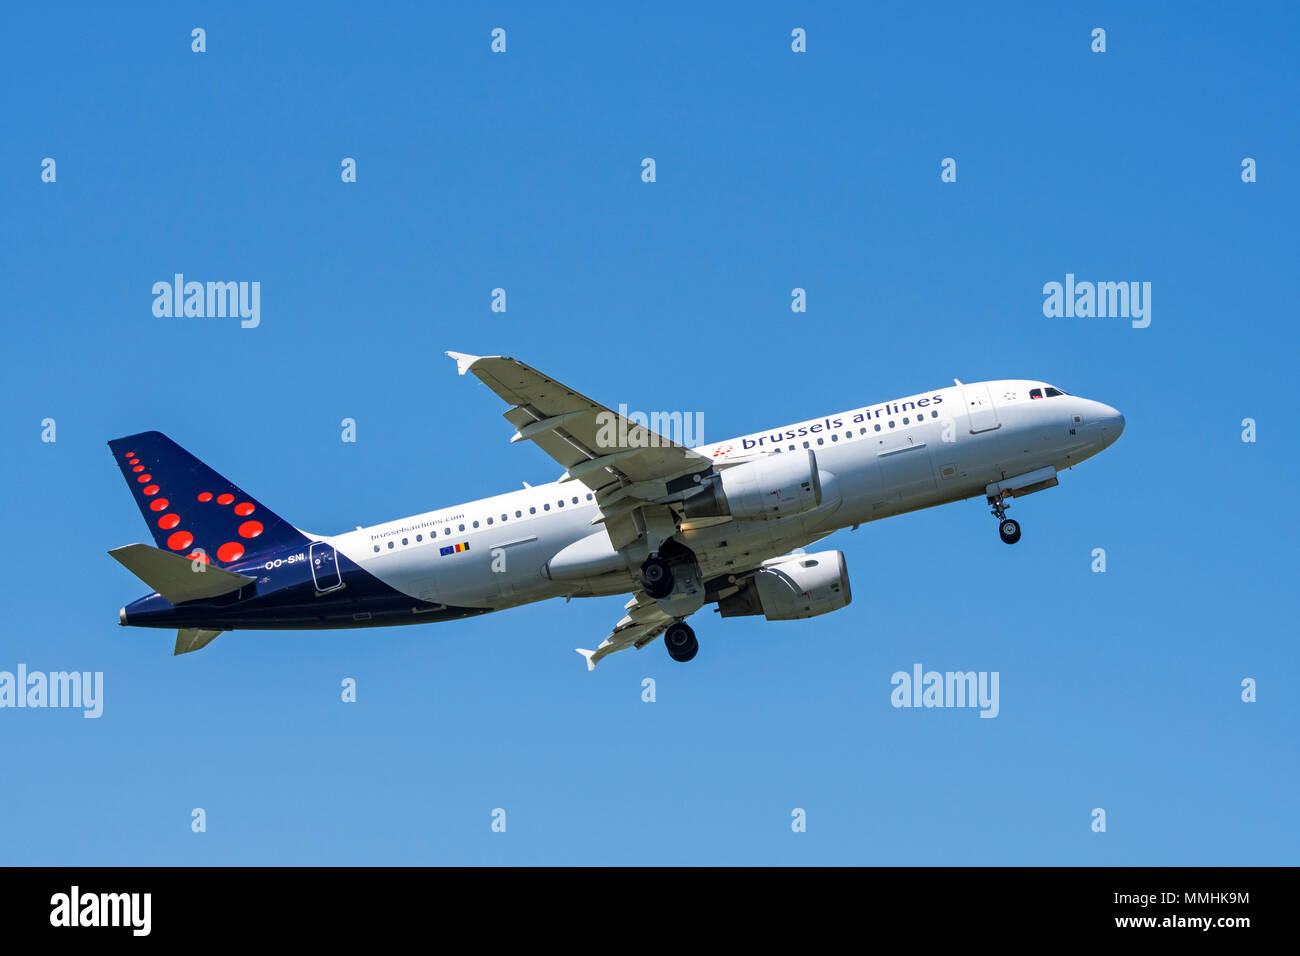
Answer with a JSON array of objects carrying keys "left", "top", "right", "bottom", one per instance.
[
  {"left": 664, "top": 622, "right": 698, "bottom": 662},
  {"left": 999, "top": 519, "right": 1021, "bottom": 544},
  {"left": 639, "top": 556, "right": 675, "bottom": 598}
]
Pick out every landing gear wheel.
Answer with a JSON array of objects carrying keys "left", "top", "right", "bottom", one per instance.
[
  {"left": 664, "top": 621, "right": 698, "bottom": 662},
  {"left": 639, "top": 555, "right": 675, "bottom": 598},
  {"left": 999, "top": 518, "right": 1021, "bottom": 544}
]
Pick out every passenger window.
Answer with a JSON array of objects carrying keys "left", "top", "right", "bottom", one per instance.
[
  {"left": 816, "top": 438, "right": 824, "bottom": 445},
  {"left": 874, "top": 424, "right": 881, "bottom": 432},
  {"left": 458, "top": 524, "right": 465, "bottom": 532},
  {"left": 486, "top": 517, "right": 493, "bottom": 525},
  {"left": 444, "top": 528, "right": 450, "bottom": 536},
  {"left": 888, "top": 421, "right": 896, "bottom": 428},
  {"left": 557, "top": 500, "right": 564, "bottom": 507},
  {"left": 501, "top": 514, "right": 508, "bottom": 522},
  {"left": 416, "top": 534, "right": 422, "bottom": 542},
  {"left": 387, "top": 541, "right": 394, "bottom": 549},
  {"left": 571, "top": 497, "right": 578, "bottom": 505},
  {"left": 586, "top": 494, "right": 593, "bottom": 501},
  {"left": 473, "top": 520, "right": 479, "bottom": 528},
  {"left": 530, "top": 507, "right": 536, "bottom": 514},
  {"left": 803, "top": 441, "right": 810, "bottom": 448},
  {"left": 831, "top": 434, "right": 838, "bottom": 442},
  {"left": 931, "top": 411, "right": 938, "bottom": 418},
  {"left": 903, "top": 417, "right": 909, "bottom": 425},
  {"left": 544, "top": 503, "right": 550, "bottom": 511},
  {"left": 515, "top": 510, "right": 522, "bottom": 517},
  {"left": 373, "top": 545, "right": 380, "bottom": 553}
]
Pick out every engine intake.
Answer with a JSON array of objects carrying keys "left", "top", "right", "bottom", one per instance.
[
  {"left": 718, "top": 549, "right": 852, "bottom": 621},
  {"left": 683, "top": 450, "right": 822, "bottom": 521}
]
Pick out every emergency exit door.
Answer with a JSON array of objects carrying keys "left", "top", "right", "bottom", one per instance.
[{"left": 961, "top": 383, "right": 1001, "bottom": 433}]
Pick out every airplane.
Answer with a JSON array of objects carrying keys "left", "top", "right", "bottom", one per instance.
[{"left": 108, "top": 353, "right": 1124, "bottom": 667}]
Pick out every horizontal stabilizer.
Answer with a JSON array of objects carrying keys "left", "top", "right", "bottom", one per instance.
[
  {"left": 175, "top": 628, "right": 224, "bottom": 656},
  {"left": 109, "top": 543, "right": 256, "bottom": 605}
]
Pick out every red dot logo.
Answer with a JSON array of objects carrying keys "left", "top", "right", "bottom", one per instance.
[
  {"left": 132, "top": 465, "right": 144, "bottom": 473},
  {"left": 143, "top": 485, "right": 160, "bottom": 496},
  {"left": 217, "top": 542, "right": 245, "bottom": 563},
  {"left": 217, "top": 494, "right": 235, "bottom": 506},
  {"left": 129, "top": 459, "right": 140, "bottom": 465},
  {"left": 123, "top": 452, "right": 135, "bottom": 458},
  {"left": 150, "top": 499, "right": 169, "bottom": 512},
  {"left": 234, "top": 502, "right": 255, "bottom": 516},
  {"left": 188, "top": 550, "right": 210, "bottom": 565},
  {"left": 158, "top": 514, "right": 181, "bottom": 530},
  {"left": 238, "top": 520, "right": 264, "bottom": 539},
  {"left": 167, "top": 531, "right": 194, "bottom": 551},
  {"left": 197, "top": 492, "right": 213, "bottom": 502},
  {"left": 136, "top": 474, "right": 152, "bottom": 483}
]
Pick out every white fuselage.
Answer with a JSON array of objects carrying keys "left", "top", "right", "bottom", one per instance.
[{"left": 331, "top": 380, "right": 1124, "bottom": 611}]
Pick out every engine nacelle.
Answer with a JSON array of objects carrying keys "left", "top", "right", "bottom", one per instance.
[
  {"left": 717, "top": 549, "right": 852, "bottom": 621},
  {"left": 683, "top": 450, "right": 822, "bottom": 521}
]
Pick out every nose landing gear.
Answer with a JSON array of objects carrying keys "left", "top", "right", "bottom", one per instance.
[{"left": 989, "top": 493, "right": 1022, "bottom": 544}]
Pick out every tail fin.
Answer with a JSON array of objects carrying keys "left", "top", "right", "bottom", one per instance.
[{"left": 107, "top": 431, "right": 309, "bottom": 567}]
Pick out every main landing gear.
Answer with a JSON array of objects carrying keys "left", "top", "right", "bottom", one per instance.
[
  {"left": 639, "top": 555, "right": 675, "bottom": 598},
  {"left": 989, "top": 493, "right": 1022, "bottom": 545},
  {"left": 664, "top": 620, "right": 698, "bottom": 663}
]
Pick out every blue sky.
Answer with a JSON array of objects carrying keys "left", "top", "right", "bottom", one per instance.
[{"left": 1, "top": 1, "right": 1296, "bottom": 865}]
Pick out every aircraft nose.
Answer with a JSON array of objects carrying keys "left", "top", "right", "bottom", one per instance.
[
  {"left": 1102, "top": 404, "right": 1124, "bottom": 436},
  {"left": 1087, "top": 402, "right": 1125, "bottom": 443}
]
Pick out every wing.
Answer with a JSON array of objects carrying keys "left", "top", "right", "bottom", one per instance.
[
  {"left": 575, "top": 592, "right": 695, "bottom": 671},
  {"left": 446, "top": 352, "right": 715, "bottom": 549}
]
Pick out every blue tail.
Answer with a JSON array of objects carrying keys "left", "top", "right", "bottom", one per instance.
[{"left": 108, "top": 431, "right": 309, "bottom": 566}]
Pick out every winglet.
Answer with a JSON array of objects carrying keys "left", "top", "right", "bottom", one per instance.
[
  {"left": 575, "top": 648, "right": 598, "bottom": 672},
  {"left": 445, "top": 351, "right": 483, "bottom": 376}
]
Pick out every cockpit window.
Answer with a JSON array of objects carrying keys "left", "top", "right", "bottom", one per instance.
[
  {"left": 1044, "top": 387, "right": 1064, "bottom": 397},
  {"left": 1029, "top": 388, "right": 1043, "bottom": 399}
]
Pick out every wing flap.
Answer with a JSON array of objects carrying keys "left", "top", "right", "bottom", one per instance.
[{"left": 575, "top": 595, "right": 682, "bottom": 670}]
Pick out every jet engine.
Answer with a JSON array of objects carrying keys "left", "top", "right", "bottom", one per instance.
[
  {"left": 682, "top": 449, "right": 823, "bottom": 521},
  {"left": 717, "top": 549, "right": 852, "bottom": 621}
]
